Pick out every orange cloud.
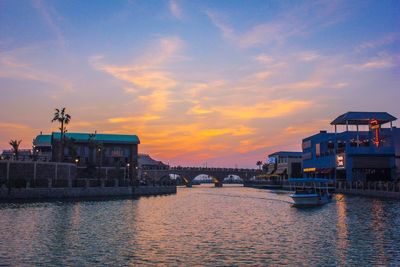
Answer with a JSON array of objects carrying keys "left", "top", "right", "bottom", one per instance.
[
  {"left": 108, "top": 115, "right": 162, "bottom": 123},
  {"left": 214, "top": 99, "right": 312, "bottom": 120}
]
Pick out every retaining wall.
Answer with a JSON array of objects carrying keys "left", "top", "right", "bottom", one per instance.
[
  {"left": 336, "top": 181, "right": 400, "bottom": 199},
  {"left": 336, "top": 188, "right": 400, "bottom": 199},
  {"left": 0, "top": 185, "right": 176, "bottom": 201}
]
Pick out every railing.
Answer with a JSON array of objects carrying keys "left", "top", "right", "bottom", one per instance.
[{"left": 336, "top": 181, "right": 400, "bottom": 193}]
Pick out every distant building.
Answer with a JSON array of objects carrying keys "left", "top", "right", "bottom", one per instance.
[
  {"left": 138, "top": 154, "right": 169, "bottom": 170},
  {"left": 302, "top": 111, "right": 399, "bottom": 182},
  {"left": 265, "top": 151, "right": 302, "bottom": 180},
  {"left": 1, "top": 149, "right": 32, "bottom": 161}
]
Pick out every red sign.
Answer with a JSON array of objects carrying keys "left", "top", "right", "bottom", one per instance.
[
  {"left": 336, "top": 154, "right": 345, "bottom": 169},
  {"left": 111, "top": 149, "right": 123, "bottom": 157}
]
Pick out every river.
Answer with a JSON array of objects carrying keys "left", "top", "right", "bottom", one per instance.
[{"left": 0, "top": 185, "right": 399, "bottom": 266}]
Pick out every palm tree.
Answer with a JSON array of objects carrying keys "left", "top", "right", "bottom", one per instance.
[
  {"left": 256, "top": 160, "right": 263, "bottom": 170},
  {"left": 51, "top": 107, "right": 71, "bottom": 162},
  {"left": 9, "top": 139, "right": 22, "bottom": 160}
]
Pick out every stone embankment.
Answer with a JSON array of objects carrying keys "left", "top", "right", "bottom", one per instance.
[
  {"left": 246, "top": 178, "right": 400, "bottom": 199},
  {"left": 0, "top": 186, "right": 176, "bottom": 200},
  {"left": 336, "top": 181, "right": 400, "bottom": 199},
  {"left": 0, "top": 161, "right": 176, "bottom": 201}
]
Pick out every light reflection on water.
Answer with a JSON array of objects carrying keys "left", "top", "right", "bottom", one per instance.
[{"left": 0, "top": 185, "right": 399, "bottom": 266}]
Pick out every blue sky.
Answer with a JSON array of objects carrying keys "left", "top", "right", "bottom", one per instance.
[{"left": 0, "top": 0, "right": 399, "bottom": 167}]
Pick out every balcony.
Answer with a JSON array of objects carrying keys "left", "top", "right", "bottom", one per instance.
[{"left": 345, "top": 145, "right": 394, "bottom": 155}]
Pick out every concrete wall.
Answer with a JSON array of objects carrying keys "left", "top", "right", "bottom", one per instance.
[
  {"left": 336, "top": 181, "right": 400, "bottom": 199},
  {"left": 0, "top": 187, "right": 133, "bottom": 200},
  {"left": 0, "top": 161, "right": 76, "bottom": 188},
  {"left": 0, "top": 185, "right": 176, "bottom": 200}
]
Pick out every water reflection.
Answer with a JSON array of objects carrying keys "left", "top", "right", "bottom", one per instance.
[
  {"left": 370, "top": 199, "right": 388, "bottom": 266},
  {"left": 335, "top": 193, "right": 348, "bottom": 264},
  {"left": 0, "top": 186, "right": 399, "bottom": 266}
]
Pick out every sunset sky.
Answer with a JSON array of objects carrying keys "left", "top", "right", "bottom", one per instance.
[{"left": 0, "top": 0, "right": 399, "bottom": 167}]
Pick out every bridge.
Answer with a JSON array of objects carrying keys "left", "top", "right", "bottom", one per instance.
[{"left": 141, "top": 167, "right": 262, "bottom": 187}]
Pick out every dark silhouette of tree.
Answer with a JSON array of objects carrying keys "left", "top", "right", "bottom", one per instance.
[
  {"left": 9, "top": 139, "right": 22, "bottom": 160},
  {"left": 87, "top": 132, "right": 104, "bottom": 178},
  {"left": 51, "top": 108, "right": 71, "bottom": 162},
  {"left": 256, "top": 160, "right": 263, "bottom": 170}
]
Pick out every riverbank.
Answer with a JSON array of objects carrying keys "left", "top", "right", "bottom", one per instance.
[
  {"left": 0, "top": 185, "right": 176, "bottom": 201},
  {"left": 245, "top": 180, "right": 400, "bottom": 199}
]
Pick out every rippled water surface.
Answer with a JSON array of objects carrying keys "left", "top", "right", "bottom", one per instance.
[{"left": 1, "top": 185, "right": 400, "bottom": 266}]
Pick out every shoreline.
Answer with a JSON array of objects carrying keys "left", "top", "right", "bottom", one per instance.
[{"left": 0, "top": 185, "right": 176, "bottom": 202}]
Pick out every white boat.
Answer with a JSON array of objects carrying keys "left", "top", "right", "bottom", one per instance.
[{"left": 288, "top": 178, "right": 334, "bottom": 207}]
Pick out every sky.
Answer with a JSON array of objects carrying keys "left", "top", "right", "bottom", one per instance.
[{"left": 0, "top": 0, "right": 399, "bottom": 167}]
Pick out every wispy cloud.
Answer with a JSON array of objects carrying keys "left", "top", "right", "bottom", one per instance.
[
  {"left": 214, "top": 99, "right": 312, "bottom": 120},
  {"left": 0, "top": 51, "right": 74, "bottom": 93},
  {"left": 206, "top": 1, "right": 348, "bottom": 48},
  {"left": 346, "top": 54, "right": 397, "bottom": 70},
  {"left": 296, "top": 51, "right": 321, "bottom": 62},
  {"left": 31, "top": 0, "right": 66, "bottom": 49},
  {"left": 206, "top": 10, "right": 235, "bottom": 40},
  {"left": 169, "top": 0, "right": 183, "bottom": 20},
  {"left": 254, "top": 54, "right": 273, "bottom": 63},
  {"left": 91, "top": 36, "right": 184, "bottom": 112},
  {"left": 356, "top": 33, "right": 400, "bottom": 52}
]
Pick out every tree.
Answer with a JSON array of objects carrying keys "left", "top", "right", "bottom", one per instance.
[
  {"left": 256, "top": 160, "right": 263, "bottom": 170},
  {"left": 51, "top": 107, "right": 71, "bottom": 162},
  {"left": 87, "top": 132, "right": 104, "bottom": 178},
  {"left": 9, "top": 139, "right": 22, "bottom": 160}
]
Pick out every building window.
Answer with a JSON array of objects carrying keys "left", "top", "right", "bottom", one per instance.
[
  {"left": 316, "top": 143, "right": 321, "bottom": 157},
  {"left": 302, "top": 140, "right": 311, "bottom": 150},
  {"left": 302, "top": 152, "right": 312, "bottom": 160},
  {"left": 337, "top": 141, "right": 346, "bottom": 153}
]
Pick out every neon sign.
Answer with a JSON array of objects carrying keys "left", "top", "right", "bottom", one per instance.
[
  {"left": 336, "top": 154, "right": 345, "bottom": 169},
  {"left": 369, "top": 119, "right": 380, "bottom": 147}
]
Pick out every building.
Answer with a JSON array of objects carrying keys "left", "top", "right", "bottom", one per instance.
[
  {"left": 265, "top": 151, "right": 302, "bottom": 180},
  {"left": 302, "top": 111, "right": 399, "bottom": 182},
  {"left": 1, "top": 149, "right": 32, "bottom": 161},
  {"left": 137, "top": 154, "right": 169, "bottom": 184},
  {"left": 33, "top": 134, "right": 52, "bottom": 161},
  {"left": 138, "top": 154, "right": 169, "bottom": 170},
  {"left": 33, "top": 132, "right": 140, "bottom": 180}
]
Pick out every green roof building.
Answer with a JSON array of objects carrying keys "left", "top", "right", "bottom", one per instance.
[{"left": 33, "top": 132, "right": 140, "bottom": 182}]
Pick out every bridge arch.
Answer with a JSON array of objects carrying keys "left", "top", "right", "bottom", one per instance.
[{"left": 142, "top": 167, "right": 261, "bottom": 187}]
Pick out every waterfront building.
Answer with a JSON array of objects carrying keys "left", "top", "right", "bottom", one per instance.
[
  {"left": 302, "top": 111, "right": 399, "bottom": 182},
  {"left": 32, "top": 134, "right": 52, "bottom": 161},
  {"left": 265, "top": 151, "right": 302, "bottom": 180},
  {"left": 33, "top": 132, "right": 140, "bottom": 179}
]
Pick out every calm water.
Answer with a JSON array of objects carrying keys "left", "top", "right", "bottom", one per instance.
[{"left": 0, "top": 185, "right": 400, "bottom": 266}]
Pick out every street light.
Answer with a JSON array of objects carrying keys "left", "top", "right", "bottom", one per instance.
[{"left": 127, "top": 163, "right": 130, "bottom": 180}]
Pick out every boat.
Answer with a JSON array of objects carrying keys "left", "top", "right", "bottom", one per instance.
[{"left": 288, "top": 178, "right": 334, "bottom": 207}]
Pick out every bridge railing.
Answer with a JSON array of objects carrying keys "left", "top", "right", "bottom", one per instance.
[{"left": 168, "top": 166, "right": 260, "bottom": 172}]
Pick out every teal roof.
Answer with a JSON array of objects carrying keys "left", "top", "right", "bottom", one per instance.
[
  {"left": 331, "top": 112, "right": 397, "bottom": 125},
  {"left": 33, "top": 134, "right": 52, "bottom": 146},
  {"left": 52, "top": 132, "right": 140, "bottom": 144}
]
